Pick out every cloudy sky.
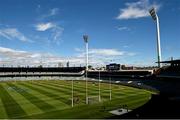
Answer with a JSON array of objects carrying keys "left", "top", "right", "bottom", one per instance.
[{"left": 0, "top": 0, "right": 180, "bottom": 67}]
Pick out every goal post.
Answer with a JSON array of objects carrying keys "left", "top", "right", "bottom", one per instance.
[{"left": 87, "top": 96, "right": 100, "bottom": 104}]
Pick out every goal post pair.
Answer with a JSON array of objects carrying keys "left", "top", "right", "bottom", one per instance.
[{"left": 87, "top": 96, "right": 100, "bottom": 105}]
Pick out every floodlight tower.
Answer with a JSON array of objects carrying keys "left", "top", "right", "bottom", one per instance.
[
  {"left": 83, "top": 35, "right": 89, "bottom": 104},
  {"left": 149, "top": 7, "right": 162, "bottom": 68}
]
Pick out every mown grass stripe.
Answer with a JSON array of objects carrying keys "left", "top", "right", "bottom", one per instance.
[
  {"left": 31, "top": 82, "right": 75, "bottom": 97},
  {"left": 45, "top": 80, "right": 144, "bottom": 95},
  {"left": 0, "top": 84, "right": 27, "bottom": 118},
  {"left": 33, "top": 80, "right": 143, "bottom": 93},
  {"left": 31, "top": 80, "right": 148, "bottom": 102},
  {"left": 23, "top": 94, "right": 151, "bottom": 119},
  {"left": 3, "top": 83, "right": 43, "bottom": 116},
  {"left": 32, "top": 82, "right": 87, "bottom": 101},
  {"left": 56, "top": 81, "right": 150, "bottom": 99},
  {"left": 37, "top": 81, "right": 145, "bottom": 102},
  {"left": 0, "top": 98, "right": 8, "bottom": 118},
  {"left": 37, "top": 82, "right": 86, "bottom": 95},
  {"left": 33, "top": 83, "right": 86, "bottom": 105},
  {"left": 31, "top": 81, "right": 112, "bottom": 104},
  {"left": 38, "top": 80, "right": 138, "bottom": 96},
  {"left": 39, "top": 81, "right": 106, "bottom": 96},
  {"left": 38, "top": 81, "right": 126, "bottom": 100},
  {"left": 31, "top": 82, "right": 87, "bottom": 105},
  {"left": 20, "top": 83, "right": 71, "bottom": 105},
  {"left": 7, "top": 83, "right": 56, "bottom": 113},
  {"left": 16, "top": 83, "right": 69, "bottom": 110},
  {"left": 42, "top": 81, "right": 138, "bottom": 99},
  {"left": 36, "top": 82, "right": 105, "bottom": 101}
]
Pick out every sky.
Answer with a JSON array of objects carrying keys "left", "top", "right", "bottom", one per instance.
[{"left": 0, "top": 0, "right": 180, "bottom": 67}]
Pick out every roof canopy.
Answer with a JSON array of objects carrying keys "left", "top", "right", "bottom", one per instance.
[{"left": 156, "top": 59, "right": 180, "bottom": 64}]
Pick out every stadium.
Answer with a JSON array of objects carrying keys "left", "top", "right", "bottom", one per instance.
[
  {"left": 0, "top": 0, "right": 180, "bottom": 119},
  {"left": 0, "top": 66, "right": 158, "bottom": 119},
  {"left": 1, "top": 60, "right": 180, "bottom": 119},
  {"left": 0, "top": 23, "right": 158, "bottom": 119}
]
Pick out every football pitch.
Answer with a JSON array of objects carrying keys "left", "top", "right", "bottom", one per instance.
[{"left": 0, "top": 80, "right": 154, "bottom": 119}]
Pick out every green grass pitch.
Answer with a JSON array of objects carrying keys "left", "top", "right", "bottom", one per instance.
[{"left": 0, "top": 80, "right": 154, "bottom": 119}]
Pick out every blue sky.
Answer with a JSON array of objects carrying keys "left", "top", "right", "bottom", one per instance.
[{"left": 0, "top": 0, "right": 180, "bottom": 67}]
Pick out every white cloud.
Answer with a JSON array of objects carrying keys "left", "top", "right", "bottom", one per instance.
[
  {"left": 36, "top": 22, "right": 55, "bottom": 31},
  {"left": 0, "top": 47, "right": 28, "bottom": 57},
  {"left": 40, "top": 8, "right": 59, "bottom": 19},
  {"left": 0, "top": 47, "right": 55, "bottom": 66},
  {"left": 0, "top": 28, "right": 31, "bottom": 42},
  {"left": 35, "top": 22, "right": 64, "bottom": 44},
  {"left": 50, "top": 8, "right": 59, "bottom": 16},
  {"left": 129, "top": 59, "right": 156, "bottom": 67},
  {"left": 126, "top": 52, "right": 137, "bottom": 56},
  {"left": 51, "top": 26, "right": 64, "bottom": 44},
  {"left": 74, "top": 48, "right": 83, "bottom": 52},
  {"left": 35, "top": 7, "right": 63, "bottom": 44},
  {"left": 117, "top": 26, "right": 130, "bottom": 31},
  {"left": 75, "top": 48, "right": 136, "bottom": 57},
  {"left": 116, "top": 0, "right": 161, "bottom": 20},
  {"left": 89, "top": 49, "right": 124, "bottom": 56},
  {"left": 75, "top": 48, "right": 137, "bottom": 66},
  {"left": 0, "top": 47, "right": 40, "bottom": 59},
  {"left": 0, "top": 46, "right": 84, "bottom": 67},
  {"left": 0, "top": 46, "right": 140, "bottom": 67},
  {"left": 0, "top": 47, "right": 137, "bottom": 67}
]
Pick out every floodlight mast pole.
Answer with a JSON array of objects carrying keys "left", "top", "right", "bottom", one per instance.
[
  {"left": 149, "top": 7, "right": 162, "bottom": 68},
  {"left": 156, "top": 15, "right": 162, "bottom": 68},
  {"left": 83, "top": 35, "right": 89, "bottom": 104}
]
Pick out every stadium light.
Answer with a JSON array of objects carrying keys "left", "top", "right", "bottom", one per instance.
[
  {"left": 149, "top": 7, "right": 162, "bottom": 68},
  {"left": 83, "top": 35, "right": 89, "bottom": 104}
]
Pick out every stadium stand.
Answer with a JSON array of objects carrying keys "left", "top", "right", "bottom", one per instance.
[
  {"left": 110, "top": 59, "right": 180, "bottom": 119},
  {"left": 0, "top": 67, "right": 85, "bottom": 77},
  {"left": 155, "top": 59, "right": 180, "bottom": 78},
  {"left": 88, "top": 70, "right": 152, "bottom": 78},
  {"left": 0, "top": 67, "right": 85, "bottom": 73}
]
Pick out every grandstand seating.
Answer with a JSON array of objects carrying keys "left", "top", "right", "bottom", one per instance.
[
  {"left": 157, "top": 65, "right": 180, "bottom": 77},
  {"left": 0, "top": 67, "right": 85, "bottom": 73},
  {"left": 88, "top": 71, "right": 152, "bottom": 78}
]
